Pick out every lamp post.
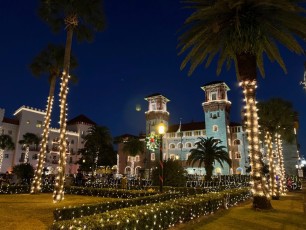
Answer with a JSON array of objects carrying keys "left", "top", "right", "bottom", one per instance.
[{"left": 158, "top": 123, "right": 165, "bottom": 193}]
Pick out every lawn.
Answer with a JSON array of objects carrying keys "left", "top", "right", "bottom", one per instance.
[
  {"left": 171, "top": 191, "right": 306, "bottom": 230},
  {"left": 0, "top": 193, "right": 118, "bottom": 230}
]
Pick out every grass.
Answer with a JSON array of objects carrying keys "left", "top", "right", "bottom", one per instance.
[
  {"left": 0, "top": 193, "right": 118, "bottom": 230},
  {"left": 171, "top": 191, "right": 306, "bottom": 230},
  {"left": 1, "top": 191, "right": 305, "bottom": 230}
]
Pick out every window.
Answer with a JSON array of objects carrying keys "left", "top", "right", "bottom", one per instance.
[
  {"left": 32, "top": 154, "right": 38, "bottom": 160},
  {"left": 151, "top": 103, "right": 156, "bottom": 110},
  {"left": 36, "top": 120, "right": 43, "bottom": 128},
  {"left": 232, "top": 127, "right": 241, "bottom": 133},
  {"left": 213, "top": 125, "right": 218, "bottom": 132},
  {"left": 127, "top": 156, "right": 131, "bottom": 162},
  {"left": 211, "top": 92, "right": 217, "bottom": 100},
  {"left": 177, "top": 132, "right": 183, "bottom": 138},
  {"left": 135, "top": 155, "right": 140, "bottom": 162},
  {"left": 202, "top": 130, "right": 206, "bottom": 136},
  {"left": 235, "top": 152, "right": 241, "bottom": 159},
  {"left": 178, "top": 143, "right": 183, "bottom": 149},
  {"left": 233, "top": 139, "right": 241, "bottom": 145},
  {"left": 185, "top": 131, "right": 192, "bottom": 136},
  {"left": 169, "top": 133, "right": 175, "bottom": 138},
  {"left": 71, "top": 140, "right": 74, "bottom": 144},
  {"left": 20, "top": 153, "right": 25, "bottom": 162},
  {"left": 169, "top": 143, "right": 175, "bottom": 149},
  {"left": 4, "top": 154, "right": 9, "bottom": 159},
  {"left": 186, "top": 142, "right": 192, "bottom": 148},
  {"left": 151, "top": 153, "right": 155, "bottom": 161},
  {"left": 194, "top": 131, "right": 201, "bottom": 136}
]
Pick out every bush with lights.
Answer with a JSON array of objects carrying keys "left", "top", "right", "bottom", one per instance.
[
  {"left": 54, "top": 192, "right": 184, "bottom": 221},
  {"left": 51, "top": 188, "right": 251, "bottom": 229}
]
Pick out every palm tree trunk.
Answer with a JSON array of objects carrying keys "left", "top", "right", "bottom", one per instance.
[
  {"left": 31, "top": 75, "right": 56, "bottom": 194},
  {"left": 265, "top": 132, "right": 278, "bottom": 198},
  {"left": 53, "top": 25, "right": 74, "bottom": 203},
  {"left": 0, "top": 149, "right": 4, "bottom": 171},
  {"left": 237, "top": 53, "right": 272, "bottom": 209},
  {"left": 24, "top": 146, "right": 29, "bottom": 163},
  {"left": 275, "top": 133, "right": 286, "bottom": 195}
]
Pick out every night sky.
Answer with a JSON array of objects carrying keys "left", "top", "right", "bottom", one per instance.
[{"left": 1, "top": 1, "right": 306, "bottom": 158}]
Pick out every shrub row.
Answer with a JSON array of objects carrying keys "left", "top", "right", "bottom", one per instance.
[
  {"left": 54, "top": 192, "right": 184, "bottom": 221},
  {"left": 51, "top": 188, "right": 251, "bottom": 230},
  {"left": 0, "top": 185, "right": 30, "bottom": 194},
  {"left": 64, "top": 186, "right": 158, "bottom": 198}
]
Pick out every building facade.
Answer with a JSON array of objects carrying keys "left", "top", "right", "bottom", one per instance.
[
  {"left": 0, "top": 106, "right": 95, "bottom": 174},
  {"left": 117, "top": 81, "right": 298, "bottom": 176}
]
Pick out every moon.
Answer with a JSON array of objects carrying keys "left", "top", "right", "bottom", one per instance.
[{"left": 136, "top": 104, "right": 141, "bottom": 112}]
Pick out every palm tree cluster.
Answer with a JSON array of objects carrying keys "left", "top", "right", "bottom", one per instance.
[
  {"left": 28, "top": 0, "right": 106, "bottom": 202},
  {"left": 258, "top": 98, "right": 296, "bottom": 198},
  {"left": 179, "top": 0, "right": 306, "bottom": 209}
]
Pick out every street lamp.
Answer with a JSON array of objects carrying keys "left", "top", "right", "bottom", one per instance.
[{"left": 158, "top": 122, "right": 165, "bottom": 193}]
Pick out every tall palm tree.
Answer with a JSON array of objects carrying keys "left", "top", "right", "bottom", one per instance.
[
  {"left": 187, "top": 137, "right": 231, "bottom": 181},
  {"left": 0, "top": 134, "right": 14, "bottom": 172},
  {"left": 80, "top": 125, "right": 113, "bottom": 175},
  {"left": 258, "top": 98, "right": 295, "bottom": 196},
  {"left": 19, "top": 133, "right": 40, "bottom": 164},
  {"left": 30, "top": 44, "right": 78, "bottom": 194},
  {"left": 122, "top": 137, "right": 145, "bottom": 175},
  {"left": 38, "top": 0, "right": 105, "bottom": 202},
  {"left": 178, "top": 0, "right": 306, "bottom": 209}
]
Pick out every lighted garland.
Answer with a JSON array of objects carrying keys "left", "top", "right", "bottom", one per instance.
[{"left": 145, "top": 132, "right": 160, "bottom": 151}]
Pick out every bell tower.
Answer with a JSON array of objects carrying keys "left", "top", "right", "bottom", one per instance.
[
  {"left": 144, "top": 93, "right": 170, "bottom": 134},
  {"left": 201, "top": 81, "right": 232, "bottom": 174}
]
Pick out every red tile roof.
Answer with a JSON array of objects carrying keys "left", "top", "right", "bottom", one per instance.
[
  {"left": 67, "top": 114, "right": 96, "bottom": 126},
  {"left": 2, "top": 117, "right": 19, "bottom": 125}
]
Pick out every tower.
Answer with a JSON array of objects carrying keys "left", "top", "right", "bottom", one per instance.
[
  {"left": 201, "top": 81, "right": 232, "bottom": 174},
  {"left": 144, "top": 93, "right": 170, "bottom": 134}
]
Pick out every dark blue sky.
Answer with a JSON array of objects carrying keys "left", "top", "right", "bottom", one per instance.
[{"left": 1, "top": 1, "right": 306, "bottom": 158}]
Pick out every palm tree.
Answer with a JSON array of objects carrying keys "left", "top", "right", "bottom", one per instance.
[
  {"left": 80, "top": 125, "right": 113, "bottom": 175},
  {"left": 0, "top": 134, "right": 14, "bottom": 172},
  {"left": 30, "top": 44, "right": 78, "bottom": 194},
  {"left": 187, "top": 137, "right": 231, "bottom": 181},
  {"left": 178, "top": 0, "right": 306, "bottom": 209},
  {"left": 258, "top": 98, "right": 295, "bottom": 196},
  {"left": 38, "top": 0, "right": 105, "bottom": 202},
  {"left": 19, "top": 133, "right": 40, "bottom": 163},
  {"left": 122, "top": 137, "right": 145, "bottom": 175}
]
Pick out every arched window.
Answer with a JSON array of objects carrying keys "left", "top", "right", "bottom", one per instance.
[
  {"left": 169, "top": 143, "right": 175, "bottom": 149},
  {"left": 213, "top": 125, "right": 218, "bottom": 132},
  {"left": 235, "top": 152, "right": 241, "bottom": 159},
  {"left": 233, "top": 139, "right": 241, "bottom": 145},
  {"left": 135, "top": 155, "right": 140, "bottom": 162},
  {"left": 185, "top": 142, "right": 192, "bottom": 148}
]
